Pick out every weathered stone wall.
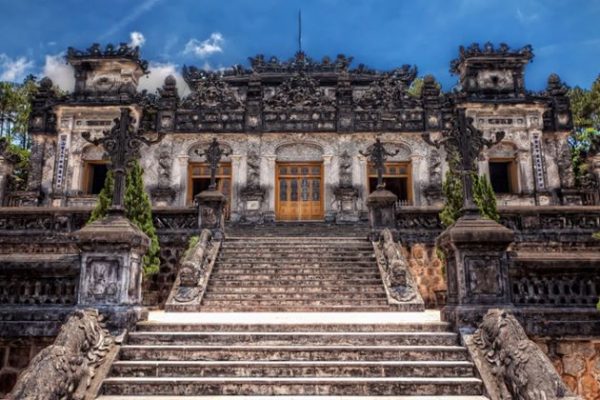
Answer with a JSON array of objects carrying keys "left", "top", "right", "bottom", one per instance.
[
  {"left": 403, "top": 243, "right": 446, "bottom": 308},
  {"left": 0, "top": 337, "right": 54, "bottom": 395},
  {"left": 535, "top": 338, "right": 600, "bottom": 400}
]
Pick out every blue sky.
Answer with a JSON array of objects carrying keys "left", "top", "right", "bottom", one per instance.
[{"left": 1, "top": 0, "right": 599, "bottom": 93}]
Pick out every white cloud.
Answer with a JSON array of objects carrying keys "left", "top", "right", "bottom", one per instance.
[
  {"left": 0, "top": 54, "right": 34, "bottom": 82},
  {"left": 42, "top": 53, "right": 75, "bottom": 92},
  {"left": 138, "top": 62, "right": 190, "bottom": 96},
  {"left": 183, "top": 32, "right": 224, "bottom": 58},
  {"left": 129, "top": 31, "right": 146, "bottom": 48}
]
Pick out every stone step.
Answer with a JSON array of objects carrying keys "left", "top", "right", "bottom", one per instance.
[
  {"left": 218, "top": 255, "right": 376, "bottom": 261},
  {"left": 101, "top": 376, "right": 483, "bottom": 396},
  {"left": 110, "top": 360, "right": 475, "bottom": 378},
  {"left": 225, "top": 236, "right": 370, "bottom": 241},
  {"left": 98, "top": 396, "right": 490, "bottom": 400},
  {"left": 200, "top": 298, "right": 388, "bottom": 306},
  {"left": 209, "top": 273, "right": 381, "bottom": 281},
  {"left": 207, "top": 279, "right": 383, "bottom": 287},
  {"left": 135, "top": 322, "right": 452, "bottom": 333},
  {"left": 198, "top": 305, "right": 396, "bottom": 312},
  {"left": 204, "top": 285, "right": 387, "bottom": 294},
  {"left": 202, "top": 292, "right": 387, "bottom": 301},
  {"left": 211, "top": 266, "right": 378, "bottom": 274},
  {"left": 126, "top": 331, "right": 459, "bottom": 347},
  {"left": 219, "top": 249, "right": 375, "bottom": 255},
  {"left": 214, "top": 261, "right": 378, "bottom": 268},
  {"left": 119, "top": 345, "right": 469, "bottom": 362}
]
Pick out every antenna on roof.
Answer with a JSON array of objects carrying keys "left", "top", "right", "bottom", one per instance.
[{"left": 298, "top": 9, "right": 302, "bottom": 53}]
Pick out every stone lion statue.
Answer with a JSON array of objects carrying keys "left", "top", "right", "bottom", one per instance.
[
  {"left": 8, "top": 309, "right": 113, "bottom": 400},
  {"left": 473, "top": 309, "right": 575, "bottom": 400}
]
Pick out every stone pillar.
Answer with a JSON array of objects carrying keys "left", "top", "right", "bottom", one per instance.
[
  {"left": 436, "top": 217, "right": 515, "bottom": 331},
  {"left": 73, "top": 213, "right": 150, "bottom": 331},
  {"left": 323, "top": 154, "right": 335, "bottom": 222},
  {"left": 366, "top": 188, "right": 397, "bottom": 240},
  {"left": 230, "top": 154, "right": 243, "bottom": 221},
  {"left": 196, "top": 189, "right": 227, "bottom": 239},
  {"left": 262, "top": 154, "right": 277, "bottom": 222},
  {"left": 176, "top": 155, "right": 189, "bottom": 206}
]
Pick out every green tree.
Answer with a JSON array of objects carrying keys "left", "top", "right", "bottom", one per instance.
[
  {"left": 124, "top": 161, "right": 160, "bottom": 276},
  {"left": 439, "top": 168, "right": 499, "bottom": 228},
  {"left": 87, "top": 161, "right": 160, "bottom": 276},
  {"left": 568, "top": 77, "right": 600, "bottom": 185},
  {"left": 0, "top": 76, "right": 38, "bottom": 148},
  {"left": 88, "top": 170, "right": 114, "bottom": 224}
]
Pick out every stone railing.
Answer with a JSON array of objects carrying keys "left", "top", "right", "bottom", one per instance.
[
  {"left": 464, "top": 309, "right": 581, "bottom": 400},
  {"left": 395, "top": 206, "right": 600, "bottom": 245},
  {"left": 372, "top": 228, "right": 424, "bottom": 311},
  {"left": 165, "top": 229, "right": 220, "bottom": 311},
  {"left": 7, "top": 309, "right": 116, "bottom": 400}
]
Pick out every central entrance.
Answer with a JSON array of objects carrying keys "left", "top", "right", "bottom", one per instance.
[{"left": 276, "top": 162, "right": 324, "bottom": 221}]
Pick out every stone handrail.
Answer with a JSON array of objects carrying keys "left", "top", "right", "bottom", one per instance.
[
  {"left": 165, "top": 228, "right": 221, "bottom": 311},
  {"left": 464, "top": 309, "right": 581, "bottom": 400},
  {"left": 372, "top": 228, "right": 424, "bottom": 311},
  {"left": 7, "top": 309, "right": 115, "bottom": 400}
]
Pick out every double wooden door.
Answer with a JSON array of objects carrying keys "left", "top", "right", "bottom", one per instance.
[{"left": 276, "top": 162, "right": 324, "bottom": 221}]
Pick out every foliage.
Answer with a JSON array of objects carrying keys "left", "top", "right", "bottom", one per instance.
[
  {"left": 86, "top": 161, "right": 160, "bottom": 276},
  {"left": 2, "top": 142, "right": 30, "bottom": 191},
  {"left": 439, "top": 169, "right": 463, "bottom": 227},
  {"left": 567, "top": 77, "right": 600, "bottom": 186},
  {"left": 473, "top": 174, "right": 500, "bottom": 222},
  {"left": 0, "top": 76, "right": 38, "bottom": 149},
  {"left": 407, "top": 76, "right": 442, "bottom": 98},
  {"left": 184, "top": 235, "right": 200, "bottom": 259},
  {"left": 125, "top": 161, "right": 161, "bottom": 276},
  {"left": 439, "top": 165, "right": 499, "bottom": 227},
  {"left": 88, "top": 170, "right": 114, "bottom": 224}
]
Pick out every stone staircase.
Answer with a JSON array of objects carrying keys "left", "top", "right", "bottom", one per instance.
[
  {"left": 98, "top": 315, "right": 487, "bottom": 397},
  {"left": 200, "top": 236, "right": 390, "bottom": 312}
]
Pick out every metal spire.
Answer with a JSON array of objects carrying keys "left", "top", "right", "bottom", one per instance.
[{"left": 298, "top": 9, "right": 302, "bottom": 53}]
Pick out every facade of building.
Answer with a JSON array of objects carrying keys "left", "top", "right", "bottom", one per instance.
[{"left": 8, "top": 42, "right": 581, "bottom": 220}]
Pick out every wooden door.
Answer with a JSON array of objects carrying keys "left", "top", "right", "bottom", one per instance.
[{"left": 276, "top": 163, "right": 323, "bottom": 221}]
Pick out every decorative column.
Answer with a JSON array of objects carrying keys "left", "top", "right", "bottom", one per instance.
[
  {"left": 263, "top": 154, "right": 277, "bottom": 222},
  {"left": 195, "top": 138, "right": 229, "bottom": 239},
  {"left": 361, "top": 138, "right": 399, "bottom": 239},
  {"left": 322, "top": 154, "right": 336, "bottom": 222},
  {"left": 424, "top": 108, "right": 515, "bottom": 331},
  {"left": 73, "top": 107, "right": 164, "bottom": 330},
  {"left": 334, "top": 150, "right": 360, "bottom": 223}
]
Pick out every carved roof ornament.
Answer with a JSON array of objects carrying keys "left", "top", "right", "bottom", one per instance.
[
  {"left": 544, "top": 73, "right": 569, "bottom": 97},
  {"left": 181, "top": 68, "right": 243, "bottom": 110},
  {"left": 423, "top": 108, "right": 504, "bottom": 218},
  {"left": 248, "top": 51, "right": 354, "bottom": 74},
  {"left": 265, "top": 71, "right": 334, "bottom": 109},
  {"left": 81, "top": 107, "right": 165, "bottom": 214},
  {"left": 66, "top": 42, "right": 149, "bottom": 73},
  {"left": 450, "top": 42, "right": 534, "bottom": 73},
  {"left": 357, "top": 65, "right": 417, "bottom": 109}
]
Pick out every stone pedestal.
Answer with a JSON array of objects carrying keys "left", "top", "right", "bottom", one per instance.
[
  {"left": 196, "top": 189, "right": 227, "bottom": 239},
  {"left": 239, "top": 187, "right": 265, "bottom": 224},
  {"left": 73, "top": 213, "right": 150, "bottom": 331},
  {"left": 334, "top": 186, "right": 360, "bottom": 223},
  {"left": 366, "top": 189, "right": 397, "bottom": 239},
  {"left": 436, "top": 217, "right": 514, "bottom": 332}
]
